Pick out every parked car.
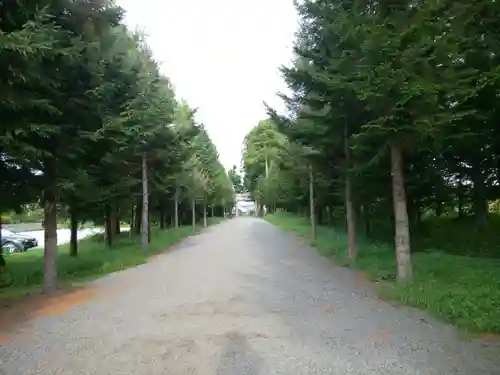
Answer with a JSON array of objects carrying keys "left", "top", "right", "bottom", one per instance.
[{"left": 1, "top": 229, "right": 38, "bottom": 253}]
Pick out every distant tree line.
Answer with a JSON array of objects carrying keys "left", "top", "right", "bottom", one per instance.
[{"left": 0, "top": 0, "right": 234, "bottom": 292}]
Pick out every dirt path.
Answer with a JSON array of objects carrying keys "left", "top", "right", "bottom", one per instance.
[{"left": 1, "top": 218, "right": 499, "bottom": 374}]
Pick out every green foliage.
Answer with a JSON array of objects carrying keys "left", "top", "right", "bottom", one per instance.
[
  {"left": 260, "top": 0, "right": 500, "bottom": 230},
  {"left": 228, "top": 165, "right": 244, "bottom": 194},
  {"left": 0, "top": 0, "right": 232, "bottom": 288},
  {"left": 243, "top": 119, "right": 288, "bottom": 203},
  {"left": 244, "top": 0, "right": 500, "bottom": 328}
]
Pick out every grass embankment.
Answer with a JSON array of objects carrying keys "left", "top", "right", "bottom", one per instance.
[
  {"left": 266, "top": 212, "right": 500, "bottom": 334},
  {"left": 0, "top": 219, "right": 222, "bottom": 300}
]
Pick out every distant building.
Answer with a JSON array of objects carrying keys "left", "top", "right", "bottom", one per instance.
[
  {"left": 234, "top": 192, "right": 255, "bottom": 216},
  {"left": 235, "top": 192, "right": 251, "bottom": 201}
]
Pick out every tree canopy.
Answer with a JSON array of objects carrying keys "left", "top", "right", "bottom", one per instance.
[
  {"left": 242, "top": 0, "right": 500, "bottom": 282},
  {"left": 0, "top": 0, "right": 233, "bottom": 292},
  {"left": 228, "top": 165, "right": 245, "bottom": 194}
]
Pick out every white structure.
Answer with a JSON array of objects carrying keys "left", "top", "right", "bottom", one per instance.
[
  {"left": 235, "top": 200, "right": 256, "bottom": 215},
  {"left": 234, "top": 192, "right": 255, "bottom": 216},
  {"left": 235, "top": 192, "right": 251, "bottom": 201}
]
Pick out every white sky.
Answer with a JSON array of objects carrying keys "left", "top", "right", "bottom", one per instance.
[{"left": 116, "top": 0, "right": 298, "bottom": 170}]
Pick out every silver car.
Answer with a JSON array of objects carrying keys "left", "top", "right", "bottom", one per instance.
[{"left": 1, "top": 228, "right": 38, "bottom": 253}]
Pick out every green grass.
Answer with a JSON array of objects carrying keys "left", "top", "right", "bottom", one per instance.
[
  {"left": 266, "top": 212, "right": 500, "bottom": 334},
  {"left": 357, "top": 214, "right": 500, "bottom": 258},
  {"left": 0, "top": 218, "right": 222, "bottom": 298}
]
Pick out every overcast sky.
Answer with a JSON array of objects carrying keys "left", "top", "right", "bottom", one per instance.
[{"left": 116, "top": 0, "right": 298, "bottom": 170}]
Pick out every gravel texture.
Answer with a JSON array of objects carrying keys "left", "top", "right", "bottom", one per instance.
[{"left": 1, "top": 217, "right": 499, "bottom": 374}]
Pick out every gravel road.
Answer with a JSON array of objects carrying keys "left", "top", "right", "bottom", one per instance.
[{"left": 1, "top": 217, "right": 499, "bottom": 374}]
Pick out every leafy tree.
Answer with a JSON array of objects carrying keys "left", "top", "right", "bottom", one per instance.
[
  {"left": 0, "top": 1, "right": 232, "bottom": 292},
  {"left": 228, "top": 165, "right": 244, "bottom": 194},
  {"left": 244, "top": 0, "right": 500, "bottom": 282}
]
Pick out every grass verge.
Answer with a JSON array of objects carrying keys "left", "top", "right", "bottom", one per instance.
[
  {"left": 0, "top": 218, "right": 222, "bottom": 301},
  {"left": 266, "top": 212, "right": 500, "bottom": 334}
]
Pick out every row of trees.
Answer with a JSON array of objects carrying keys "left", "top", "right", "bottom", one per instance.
[
  {"left": 0, "top": 0, "right": 234, "bottom": 292},
  {"left": 243, "top": 0, "right": 500, "bottom": 281},
  {"left": 228, "top": 165, "right": 245, "bottom": 194}
]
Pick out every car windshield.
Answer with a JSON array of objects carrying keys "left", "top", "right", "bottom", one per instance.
[{"left": 1, "top": 229, "right": 16, "bottom": 236}]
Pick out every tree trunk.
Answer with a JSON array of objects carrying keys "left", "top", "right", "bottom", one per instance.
[
  {"left": 105, "top": 204, "right": 113, "bottom": 248},
  {"left": 192, "top": 198, "right": 196, "bottom": 231},
  {"left": 0, "top": 215, "right": 6, "bottom": 270},
  {"left": 148, "top": 214, "right": 151, "bottom": 244},
  {"left": 472, "top": 165, "right": 488, "bottom": 226},
  {"left": 134, "top": 197, "right": 142, "bottom": 235},
  {"left": 174, "top": 186, "right": 180, "bottom": 228},
  {"left": 457, "top": 179, "right": 465, "bottom": 218},
  {"left": 361, "top": 203, "right": 371, "bottom": 236},
  {"left": 410, "top": 197, "right": 422, "bottom": 225},
  {"left": 43, "top": 188, "right": 58, "bottom": 293},
  {"left": 141, "top": 152, "right": 149, "bottom": 251},
  {"left": 110, "top": 206, "right": 118, "bottom": 239},
  {"left": 390, "top": 143, "right": 413, "bottom": 281},
  {"left": 211, "top": 205, "right": 214, "bottom": 217},
  {"left": 164, "top": 198, "right": 173, "bottom": 227},
  {"left": 180, "top": 204, "right": 188, "bottom": 226},
  {"left": 203, "top": 200, "right": 207, "bottom": 228},
  {"left": 159, "top": 205, "right": 165, "bottom": 229},
  {"left": 70, "top": 210, "right": 78, "bottom": 257},
  {"left": 435, "top": 200, "right": 443, "bottom": 217},
  {"left": 344, "top": 126, "right": 357, "bottom": 260},
  {"left": 325, "top": 206, "right": 331, "bottom": 226},
  {"left": 317, "top": 205, "right": 324, "bottom": 225},
  {"left": 115, "top": 207, "right": 120, "bottom": 235},
  {"left": 309, "top": 163, "right": 316, "bottom": 242},
  {"left": 129, "top": 205, "right": 134, "bottom": 238}
]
